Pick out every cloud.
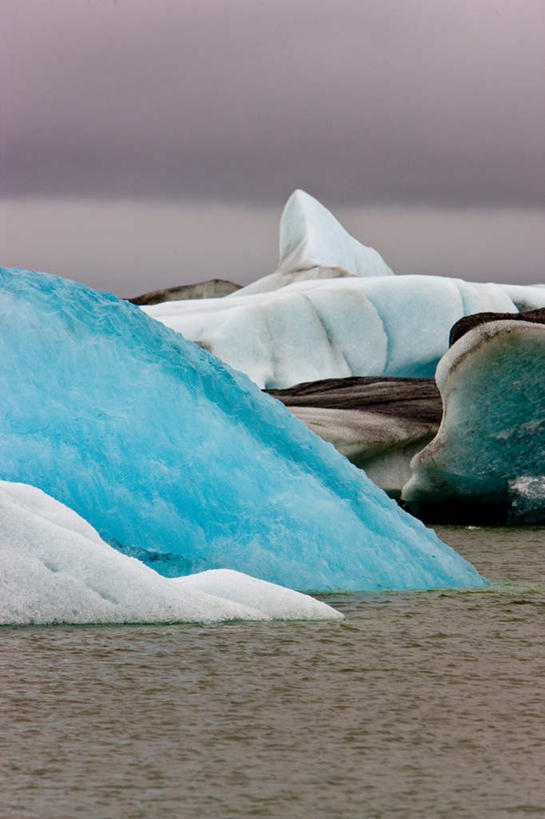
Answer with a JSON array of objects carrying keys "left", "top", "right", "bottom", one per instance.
[{"left": 3, "top": 0, "right": 545, "bottom": 206}]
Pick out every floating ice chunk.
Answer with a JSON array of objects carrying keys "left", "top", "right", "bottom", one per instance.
[
  {"left": 144, "top": 276, "right": 545, "bottom": 389},
  {"left": 509, "top": 476, "right": 545, "bottom": 522},
  {"left": 176, "top": 569, "right": 337, "bottom": 621},
  {"left": 0, "top": 482, "right": 342, "bottom": 625},
  {"left": 402, "top": 321, "right": 545, "bottom": 522},
  {"left": 0, "top": 266, "right": 483, "bottom": 591}
]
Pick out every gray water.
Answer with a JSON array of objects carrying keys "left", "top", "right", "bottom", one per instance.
[{"left": 2, "top": 526, "right": 545, "bottom": 818}]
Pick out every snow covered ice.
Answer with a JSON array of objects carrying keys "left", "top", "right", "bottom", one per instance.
[
  {"left": 0, "top": 266, "right": 483, "bottom": 591},
  {"left": 144, "top": 275, "right": 545, "bottom": 389},
  {"left": 403, "top": 320, "right": 545, "bottom": 521},
  {"left": 0, "top": 482, "right": 341, "bottom": 625}
]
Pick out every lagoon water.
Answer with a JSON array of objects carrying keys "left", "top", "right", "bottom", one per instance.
[{"left": 2, "top": 525, "right": 545, "bottom": 818}]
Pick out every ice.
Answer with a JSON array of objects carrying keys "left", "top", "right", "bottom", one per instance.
[
  {"left": 176, "top": 569, "right": 336, "bottom": 620},
  {"left": 237, "top": 189, "right": 393, "bottom": 296},
  {"left": 0, "top": 482, "right": 341, "bottom": 624},
  {"left": 509, "top": 477, "right": 545, "bottom": 522},
  {"left": 402, "top": 320, "right": 545, "bottom": 521},
  {"left": 235, "top": 264, "right": 359, "bottom": 297},
  {"left": 289, "top": 406, "right": 437, "bottom": 496},
  {"left": 0, "top": 266, "right": 483, "bottom": 591},
  {"left": 144, "top": 276, "right": 545, "bottom": 389},
  {"left": 270, "top": 377, "right": 442, "bottom": 497},
  {"left": 278, "top": 190, "right": 394, "bottom": 278}
]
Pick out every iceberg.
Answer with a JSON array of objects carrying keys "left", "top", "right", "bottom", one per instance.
[
  {"left": 235, "top": 189, "right": 393, "bottom": 296},
  {"left": 403, "top": 320, "right": 545, "bottom": 523},
  {"left": 278, "top": 190, "right": 394, "bottom": 278},
  {"left": 0, "top": 266, "right": 483, "bottom": 591},
  {"left": 269, "top": 377, "right": 441, "bottom": 496},
  {"left": 278, "top": 190, "right": 392, "bottom": 276},
  {"left": 0, "top": 482, "right": 341, "bottom": 624},
  {"left": 144, "top": 276, "right": 545, "bottom": 389}
]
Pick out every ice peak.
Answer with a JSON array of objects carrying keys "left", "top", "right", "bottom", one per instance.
[{"left": 278, "top": 189, "right": 394, "bottom": 278}]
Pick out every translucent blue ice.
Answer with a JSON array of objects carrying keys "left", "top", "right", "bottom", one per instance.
[{"left": 0, "top": 266, "right": 484, "bottom": 591}]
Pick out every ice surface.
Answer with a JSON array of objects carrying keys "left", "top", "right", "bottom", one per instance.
[
  {"left": 144, "top": 276, "right": 545, "bottom": 389},
  {"left": 289, "top": 406, "right": 436, "bottom": 496},
  {"left": 0, "top": 266, "right": 483, "bottom": 591},
  {"left": 403, "top": 320, "right": 545, "bottom": 520},
  {"left": 509, "top": 477, "right": 545, "bottom": 522},
  {"left": 237, "top": 190, "right": 393, "bottom": 297},
  {"left": 278, "top": 190, "right": 394, "bottom": 278},
  {"left": 0, "top": 482, "right": 341, "bottom": 624},
  {"left": 234, "top": 264, "right": 358, "bottom": 297}
]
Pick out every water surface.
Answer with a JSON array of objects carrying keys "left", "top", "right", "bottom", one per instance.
[{"left": 2, "top": 526, "right": 545, "bottom": 818}]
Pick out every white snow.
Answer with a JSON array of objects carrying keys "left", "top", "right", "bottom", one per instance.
[{"left": 0, "top": 482, "right": 342, "bottom": 626}]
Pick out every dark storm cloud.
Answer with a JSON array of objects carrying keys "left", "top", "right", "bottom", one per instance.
[{"left": 3, "top": 0, "right": 545, "bottom": 207}]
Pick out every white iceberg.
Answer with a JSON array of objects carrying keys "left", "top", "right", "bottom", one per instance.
[
  {"left": 0, "top": 482, "right": 342, "bottom": 625},
  {"left": 236, "top": 189, "right": 393, "bottom": 296},
  {"left": 278, "top": 189, "right": 394, "bottom": 278},
  {"left": 144, "top": 276, "right": 545, "bottom": 389}
]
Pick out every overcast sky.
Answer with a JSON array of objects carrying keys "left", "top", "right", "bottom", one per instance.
[{"left": 2, "top": 0, "right": 544, "bottom": 294}]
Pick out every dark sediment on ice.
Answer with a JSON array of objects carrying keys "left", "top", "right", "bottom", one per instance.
[
  {"left": 267, "top": 376, "right": 442, "bottom": 423},
  {"left": 267, "top": 377, "right": 442, "bottom": 496},
  {"left": 129, "top": 279, "right": 241, "bottom": 305},
  {"left": 449, "top": 307, "right": 545, "bottom": 347}
]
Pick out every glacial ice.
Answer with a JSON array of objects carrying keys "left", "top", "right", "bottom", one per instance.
[
  {"left": 235, "top": 264, "right": 359, "bottom": 298},
  {"left": 286, "top": 406, "right": 437, "bottom": 496},
  {"left": 237, "top": 189, "right": 393, "bottom": 297},
  {"left": 0, "top": 266, "right": 484, "bottom": 591},
  {"left": 144, "top": 276, "right": 545, "bottom": 389},
  {"left": 0, "top": 482, "right": 341, "bottom": 624},
  {"left": 402, "top": 320, "right": 545, "bottom": 521},
  {"left": 269, "top": 377, "right": 441, "bottom": 497},
  {"left": 279, "top": 190, "right": 394, "bottom": 278}
]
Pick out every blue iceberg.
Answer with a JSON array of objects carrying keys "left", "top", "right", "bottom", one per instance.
[{"left": 0, "top": 266, "right": 484, "bottom": 591}]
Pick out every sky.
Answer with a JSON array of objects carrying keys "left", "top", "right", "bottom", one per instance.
[{"left": 2, "top": 0, "right": 544, "bottom": 296}]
